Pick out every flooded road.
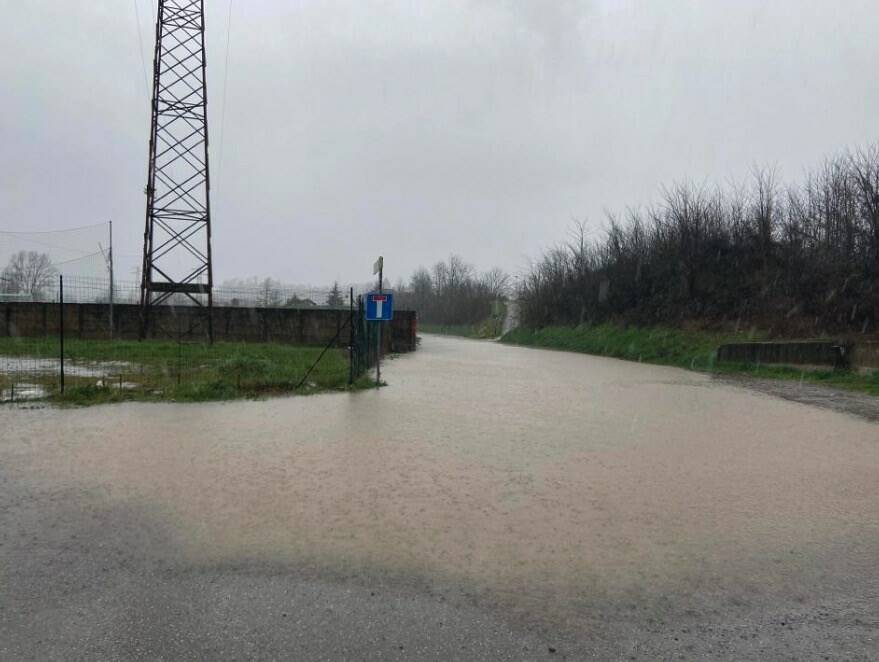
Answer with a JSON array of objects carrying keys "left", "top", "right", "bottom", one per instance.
[{"left": 2, "top": 334, "right": 878, "bottom": 660}]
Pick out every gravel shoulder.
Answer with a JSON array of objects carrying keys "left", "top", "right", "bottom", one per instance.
[{"left": 714, "top": 373, "right": 879, "bottom": 422}]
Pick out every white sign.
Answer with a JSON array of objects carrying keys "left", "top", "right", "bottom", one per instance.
[{"left": 373, "top": 256, "right": 383, "bottom": 275}]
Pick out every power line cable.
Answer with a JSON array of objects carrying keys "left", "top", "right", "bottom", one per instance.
[
  {"left": 216, "top": 0, "right": 234, "bottom": 194},
  {"left": 132, "top": 0, "right": 151, "bottom": 99},
  {"left": 0, "top": 221, "right": 109, "bottom": 234}
]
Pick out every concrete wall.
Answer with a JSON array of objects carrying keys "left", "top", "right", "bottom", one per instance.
[
  {"left": 1, "top": 302, "right": 417, "bottom": 353},
  {"left": 717, "top": 341, "right": 849, "bottom": 369},
  {"left": 717, "top": 340, "right": 879, "bottom": 372},
  {"left": 849, "top": 341, "right": 879, "bottom": 373}
]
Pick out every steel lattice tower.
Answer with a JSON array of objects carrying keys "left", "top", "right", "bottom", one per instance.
[{"left": 140, "top": 0, "right": 213, "bottom": 340}]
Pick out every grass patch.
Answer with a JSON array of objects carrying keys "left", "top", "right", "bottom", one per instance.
[
  {"left": 501, "top": 324, "right": 879, "bottom": 396},
  {"left": 0, "top": 337, "right": 373, "bottom": 405},
  {"left": 420, "top": 317, "right": 504, "bottom": 340},
  {"left": 501, "top": 324, "right": 754, "bottom": 369}
]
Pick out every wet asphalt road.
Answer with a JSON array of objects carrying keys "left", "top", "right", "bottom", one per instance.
[{"left": 1, "top": 334, "right": 878, "bottom": 660}]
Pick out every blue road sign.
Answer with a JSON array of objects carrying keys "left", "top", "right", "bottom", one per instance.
[{"left": 365, "top": 292, "right": 394, "bottom": 321}]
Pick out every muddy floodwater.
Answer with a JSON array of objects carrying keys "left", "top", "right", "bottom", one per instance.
[{"left": 2, "top": 334, "right": 878, "bottom": 660}]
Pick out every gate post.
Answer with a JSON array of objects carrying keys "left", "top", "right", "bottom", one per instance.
[
  {"left": 59, "top": 275, "right": 64, "bottom": 394},
  {"left": 348, "top": 287, "right": 354, "bottom": 385}
]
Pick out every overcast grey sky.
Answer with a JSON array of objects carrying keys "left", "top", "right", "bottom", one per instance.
[{"left": 1, "top": 0, "right": 878, "bottom": 286}]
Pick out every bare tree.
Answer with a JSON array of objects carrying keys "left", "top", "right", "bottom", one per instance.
[
  {"left": 480, "top": 268, "right": 509, "bottom": 299},
  {"left": 515, "top": 142, "right": 879, "bottom": 334},
  {"left": 850, "top": 144, "right": 879, "bottom": 264},
  {"left": 256, "top": 277, "right": 282, "bottom": 308},
  {"left": 398, "top": 257, "right": 509, "bottom": 326},
  {"left": 1, "top": 251, "right": 57, "bottom": 298},
  {"left": 750, "top": 165, "right": 779, "bottom": 264}
]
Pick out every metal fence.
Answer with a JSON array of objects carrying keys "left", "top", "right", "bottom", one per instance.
[
  {"left": 1, "top": 274, "right": 373, "bottom": 309},
  {"left": 0, "top": 278, "right": 378, "bottom": 403}
]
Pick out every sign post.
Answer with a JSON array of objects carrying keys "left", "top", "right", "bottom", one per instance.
[
  {"left": 366, "top": 257, "right": 395, "bottom": 388},
  {"left": 374, "top": 256, "right": 383, "bottom": 387}
]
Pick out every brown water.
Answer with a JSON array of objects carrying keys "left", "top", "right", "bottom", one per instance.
[{"left": 3, "top": 334, "right": 879, "bottom": 629}]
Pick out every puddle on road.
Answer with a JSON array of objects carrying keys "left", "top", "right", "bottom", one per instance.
[{"left": 3, "top": 336, "right": 879, "bottom": 623}]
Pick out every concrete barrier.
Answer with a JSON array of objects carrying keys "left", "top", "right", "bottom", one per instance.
[
  {"left": 717, "top": 341, "right": 850, "bottom": 370},
  {"left": 849, "top": 341, "right": 879, "bottom": 373}
]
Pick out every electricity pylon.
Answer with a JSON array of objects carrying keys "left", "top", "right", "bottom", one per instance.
[{"left": 140, "top": 0, "right": 214, "bottom": 341}]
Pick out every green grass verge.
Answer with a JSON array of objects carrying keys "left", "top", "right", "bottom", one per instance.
[
  {"left": 419, "top": 323, "right": 483, "bottom": 338},
  {"left": 501, "top": 324, "right": 879, "bottom": 396},
  {"left": 0, "top": 337, "right": 374, "bottom": 405}
]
